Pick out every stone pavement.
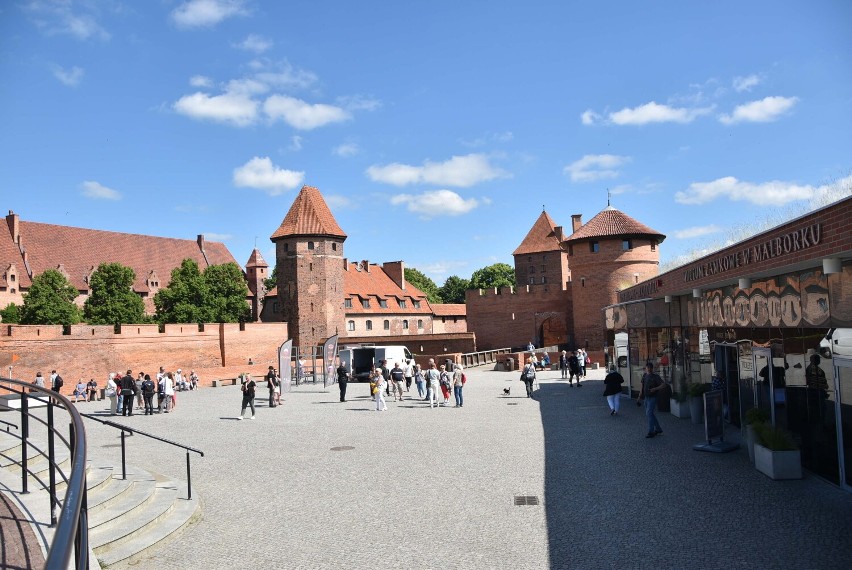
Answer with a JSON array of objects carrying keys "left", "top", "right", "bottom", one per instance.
[{"left": 71, "top": 366, "right": 852, "bottom": 570}]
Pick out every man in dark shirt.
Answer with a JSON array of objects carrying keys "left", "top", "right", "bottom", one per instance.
[
  {"left": 567, "top": 352, "right": 582, "bottom": 387},
  {"left": 265, "top": 366, "right": 277, "bottom": 408},
  {"left": 380, "top": 360, "right": 391, "bottom": 396},
  {"left": 336, "top": 363, "right": 348, "bottom": 402},
  {"left": 120, "top": 370, "right": 137, "bottom": 417},
  {"left": 639, "top": 363, "right": 665, "bottom": 438},
  {"left": 239, "top": 375, "right": 256, "bottom": 420}
]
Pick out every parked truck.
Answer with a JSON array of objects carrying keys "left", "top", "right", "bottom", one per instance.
[{"left": 338, "top": 345, "right": 414, "bottom": 382}]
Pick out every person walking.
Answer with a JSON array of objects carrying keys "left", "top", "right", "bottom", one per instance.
[
  {"left": 559, "top": 351, "right": 569, "bottom": 379},
  {"left": 521, "top": 358, "right": 536, "bottom": 398},
  {"left": 135, "top": 372, "right": 145, "bottom": 411},
  {"left": 639, "top": 363, "right": 665, "bottom": 438},
  {"left": 336, "top": 362, "right": 348, "bottom": 402},
  {"left": 120, "top": 370, "right": 136, "bottom": 416},
  {"left": 579, "top": 349, "right": 589, "bottom": 377},
  {"left": 452, "top": 364, "right": 465, "bottom": 407},
  {"left": 567, "top": 351, "right": 582, "bottom": 387},
  {"left": 424, "top": 362, "right": 440, "bottom": 408},
  {"left": 413, "top": 364, "right": 425, "bottom": 399},
  {"left": 160, "top": 372, "right": 174, "bottom": 413},
  {"left": 141, "top": 374, "right": 155, "bottom": 415},
  {"left": 380, "top": 360, "right": 391, "bottom": 397},
  {"left": 438, "top": 365, "right": 451, "bottom": 406},
  {"left": 403, "top": 360, "right": 413, "bottom": 392},
  {"left": 106, "top": 373, "right": 118, "bottom": 415},
  {"left": 390, "top": 362, "right": 405, "bottom": 402},
  {"left": 372, "top": 368, "right": 387, "bottom": 411},
  {"left": 273, "top": 370, "right": 282, "bottom": 407},
  {"left": 266, "top": 366, "right": 277, "bottom": 408},
  {"left": 50, "top": 370, "right": 64, "bottom": 394},
  {"left": 603, "top": 365, "right": 624, "bottom": 416},
  {"left": 238, "top": 373, "right": 256, "bottom": 419},
  {"left": 33, "top": 371, "right": 46, "bottom": 391}
]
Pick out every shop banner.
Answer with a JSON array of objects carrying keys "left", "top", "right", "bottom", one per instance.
[
  {"left": 278, "top": 340, "right": 293, "bottom": 393},
  {"left": 322, "top": 335, "right": 339, "bottom": 388}
]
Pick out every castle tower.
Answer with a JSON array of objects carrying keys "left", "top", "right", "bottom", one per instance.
[
  {"left": 245, "top": 248, "right": 269, "bottom": 322},
  {"left": 270, "top": 186, "right": 347, "bottom": 347},
  {"left": 563, "top": 206, "right": 664, "bottom": 357}
]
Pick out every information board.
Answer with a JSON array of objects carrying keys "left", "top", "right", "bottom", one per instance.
[{"left": 704, "top": 389, "right": 724, "bottom": 441}]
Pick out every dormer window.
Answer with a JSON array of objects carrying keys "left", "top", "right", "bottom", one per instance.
[
  {"left": 399, "top": 299, "right": 407, "bottom": 309},
  {"left": 344, "top": 298, "right": 352, "bottom": 309},
  {"left": 379, "top": 299, "right": 388, "bottom": 308},
  {"left": 361, "top": 298, "right": 370, "bottom": 309}
]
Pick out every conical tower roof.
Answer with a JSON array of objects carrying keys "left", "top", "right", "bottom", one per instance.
[
  {"left": 563, "top": 207, "right": 665, "bottom": 243},
  {"left": 513, "top": 211, "right": 564, "bottom": 255},
  {"left": 245, "top": 248, "right": 268, "bottom": 268},
  {"left": 270, "top": 185, "right": 347, "bottom": 241}
]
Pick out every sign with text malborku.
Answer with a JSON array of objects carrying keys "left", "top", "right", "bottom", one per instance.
[
  {"left": 322, "top": 335, "right": 339, "bottom": 389},
  {"left": 683, "top": 223, "right": 822, "bottom": 283},
  {"left": 278, "top": 340, "right": 293, "bottom": 393}
]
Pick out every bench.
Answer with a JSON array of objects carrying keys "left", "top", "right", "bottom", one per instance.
[{"left": 211, "top": 378, "right": 239, "bottom": 387}]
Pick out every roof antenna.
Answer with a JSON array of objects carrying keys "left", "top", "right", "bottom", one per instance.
[
  {"left": 542, "top": 204, "right": 545, "bottom": 212},
  {"left": 607, "top": 188, "right": 611, "bottom": 208}
]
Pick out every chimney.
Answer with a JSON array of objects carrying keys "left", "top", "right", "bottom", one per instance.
[
  {"left": 362, "top": 260, "right": 370, "bottom": 273},
  {"left": 571, "top": 214, "right": 583, "bottom": 233},
  {"left": 554, "top": 225, "right": 564, "bottom": 242},
  {"left": 383, "top": 261, "right": 406, "bottom": 290},
  {"left": 197, "top": 234, "right": 206, "bottom": 252},
  {"left": 6, "top": 211, "right": 19, "bottom": 244}
]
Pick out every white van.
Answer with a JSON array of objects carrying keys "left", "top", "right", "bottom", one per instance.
[
  {"left": 820, "top": 328, "right": 852, "bottom": 359},
  {"left": 338, "top": 345, "right": 414, "bottom": 381}
]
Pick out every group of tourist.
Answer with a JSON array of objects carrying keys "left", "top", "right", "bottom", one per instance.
[
  {"left": 558, "top": 349, "right": 589, "bottom": 387},
  {"left": 357, "top": 358, "right": 465, "bottom": 411}
]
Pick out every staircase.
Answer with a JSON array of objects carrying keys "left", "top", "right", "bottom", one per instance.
[{"left": 0, "top": 430, "right": 200, "bottom": 569}]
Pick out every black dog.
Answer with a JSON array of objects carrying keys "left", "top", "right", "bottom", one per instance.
[{"left": 503, "top": 387, "right": 511, "bottom": 396}]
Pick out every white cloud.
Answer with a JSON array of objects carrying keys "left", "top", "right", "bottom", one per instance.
[
  {"left": 367, "top": 154, "right": 508, "bottom": 188},
  {"left": 564, "top": 154, "right": 631, "bottom": 183},
  {"left": 233, "top": 157, "right": 304, "bottom": 195},
  {"left": 202, "top": 232, "right": 233, "bottom": 241},
  {"left": 52, "top": 65, "right": 84, "bottom": 87},
  {"left": 733, "top": 74, "right": 762, "bottom": 92},
  {"left": 719, "top": 96, "right": 798, "bottom": 125},
  {"left": 673, "top": 225, "right": 723, "bottom": 239},
  {"left": 333, "top": 143, "right": 359, "bottom": 157},
  {"left": 581, "top": 109, "right": 601, "bottom": 125},
  {"left": 675, "top": 176, "right": 822, "bottom": 206},
  {"left": 391, "top": 190, "right": 479, "bottom": 218},
  {"left": 609, "top": 102, "right": 714, "bottom": 125},
  {"left": 171, "top": 0, "right": 248, "bottom": 28},
  {"left": 263, "top": 95, "right": 350, "bottom": 130},
  {"left": 189, "top": 75, "right": 213, "bottom": 88},
  {"left": 337, "top": 95, "right": 382, "bottom": 112},
  {"left": 234, "top": 34, "right": 272, "bottom": 53},
  {"left": 173, "top": 91, "right": 258, "bottom": 126},
  {"left": 80, "top": 181, "right": 121, "bottom": 200},
  {"left": 24, "top": 1, "right": 110, "bottom": 41}
]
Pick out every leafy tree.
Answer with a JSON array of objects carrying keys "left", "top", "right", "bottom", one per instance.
[
  {"left": 204, "top": 262, "right": 250, "bottom": 322},
  {"left": 83, "top": 262, "right": 146, "bottom": 324},
  {"left": 154, "top": 259, "right": 209, "bottom": 323},
  {"left": 0, "top": 303, "right": 21, "bottom": 324},
  {"left": 439, "top": 275, "right": 470, "bottom": 304},
  {"left": 404, "top": 267, "right": 441, "bottom": 304},
  {"left": 20, "top": 269, "right": 82, "bottom": 325},
  {"left": 469, "top": 262, "right": 516, "bottom": 290},
  {"left": 263, "top": 265, "right": 277, "bottom": 292}
]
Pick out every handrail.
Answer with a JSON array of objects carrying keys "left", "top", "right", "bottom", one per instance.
[
  {"left": 0, "top": 418, "right": 18, "bottom": 432},
  {"left": 460, "top": 347, "right": 512, "bottom": 368},
  {"left": 1, "top": 377, "right": 88, "bottom": 570},
  {"left": 80, "top": 413, "right": 203, "bottom": 499}
]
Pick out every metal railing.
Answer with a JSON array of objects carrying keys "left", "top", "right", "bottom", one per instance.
[
  {"left": 0, "top": 378, "right": 89, "bottom": 570},
  {"left": 460, "top": 347, "right": 512, "bottom": 368},
  {"left": 80, "top": 413, "right": 203, "bottom": 499}
]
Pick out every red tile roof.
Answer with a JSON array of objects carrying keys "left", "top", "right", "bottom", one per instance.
[
  {"left": 564, "top": 207, "right": 665, "bottom": 243},
  {"left": 270, "top": 185, "right": 347, "bottom": 241},
  {"left": 344, "top": 262, "right": 431, "bottom": 314},
  {"left": 513, "top": 211, "right": 564, "bottom": 255},
  {"left": 431, "top": 303, "right": 466, "bottom": 316},
  {"left": 8, "top": 220, "right": 239, "bottom": 293},
  {"left": 245, "top": 248, "right": 268, "bottom": 268}
]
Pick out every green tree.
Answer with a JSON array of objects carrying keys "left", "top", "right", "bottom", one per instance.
[
  {"left": 20, "top": 269, "right": 82, "bottom": 325},
  {"left": 263, "top": 265, "right": 277, "bottom": 292},
  {"left": 404, "top": 267, "right": 441, "bottom": 304},
  {"left": 438, "top": 275, "right": 470, "bottom": 304},
  {"left": 154, "top": 259, "right": 209, "bottom": 323},
  {"left": 469, "top": 263, "right": 516, "bottom": 290},
  {"left": 204, "top": 262, "right": 250, "bottom": 322},
  {"left": 0, "top": 303, "right": 21, "bottom": 324},
  {"left": 83, "top": 262, "right": 146, "bottom": 324}
]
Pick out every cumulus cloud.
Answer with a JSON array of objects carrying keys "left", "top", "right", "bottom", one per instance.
[
  {"left": 24, "top": 1, "right": 110, "bottom": 41},
  {"left": 673, "top": 224, "right": 723, "bottom": 239},
  {"left": 367, "top": 154, "right": 508, "bottom": 188},
  {"left": 52, "top": 65, "right": 84, "bottom": 87},
  {"left": 171, "top": 0, "right": 248, "bottom": 28},
  {"left": 190, "top": 75, "right": 213, "bottom": 88},
  {"left": 233, "top": 157, "right": 305, "bottom": 195},
  {"left": 675, "top": 176, "right": 825, "bottom": 206},
  {"left": 80, "top": 181, "right": 121, "bottom": 200},
  {"left": 173, "top": 91, "right": 259, "bottom": 126},
  {"left": 391, "top": 190, "right": 479, "bottom": 218},
  {"left": 333, "top": 143, "right": 359, "bottom": 157},
  {"left": 609, "top": 102, "right": 714, "bottom": 125},
  {"left": 564, "top": 154, "right": 631, "bottom": 183},
  {"left": 263, "top": 95, "right": 349, "bottom": 130},
  {"left": 581, "top": 110, "right": 601, "bottom": 125},
  {"left": 733, "top": 74, "right": 762, "bottom": 92},
  {"left": 719, "top": 96, "right": 798, "bottom": 124},
  {"left": 234, "top": 34, "right": 272, "bottom": 53}
]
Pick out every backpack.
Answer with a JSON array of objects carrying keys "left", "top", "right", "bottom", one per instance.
[
  {"left": 142, "top": 379, "right": 154, "bottom": 394},
  {"left": 524, "top": 366, "right": 535, "bottom": 380},
  {"left": 461, "top": 373, "right": 467, "bottom": 385},
  {"left": 55, "top": 375, "right": 64, "bottom": 388}
]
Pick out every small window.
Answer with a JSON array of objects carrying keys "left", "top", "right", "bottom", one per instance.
[
  {"left": 347, "top": 320, "right": 355, "bottom": 331},
  {"left": 332, "top": 243, "right": 337, "bottom": 251},
  {"left": 366, "top": 320, "right": 373, "bottom": 331},
  {"left": 399, "top": 299, "right": 407, "bottom": 309},
  {"left": 402, "top": 319, "right": 409, "bottom": 329},
  {"left": 541, "top": 276, "right": 546, "bottom": 284},
  {"left": 622, "top": 239, "right": 632, "bottom": 251},
  {"left": 417, "top": 319, "right": 423, "bottom": 329},
  {"left": 581, "top": 278, "right": 586, "bottom": 287},
  {"left": 542, "top": 255, "right": 547, "bottom": 262},
  {"left": 442, "top": 317, "right": 446, "bottom": 323},
  {"left": 10, "top": 275, "right": 15, "bottom": 282},
  {"left": 379, "top": 299, "right": 388, "bottom": 308},
  {"left": 540, "top": 265, "right": 546, "bottom": 272},
  {"left": 383, "top": 320, "right": 390, "bottom": 330},
  {"left": 590, "top": 241, "right": 599, "bottom": 253},
  {"left": 361, "top": 299, "right": 370, "bottom": 309},
  {"left": 529, "top": 276, "right": 535, "bottom": 285},
  {"left": 344, "top": 298, "right": 352, "bottom": 308},
  {"left": 529, "top": 266, "right": 535, "bottom": 274},
  {"left": 309, "top": 263, "right": 313, "bottom": 271},
  {"left": 527, "top": 256, "right": 532, "bottom": 262},
  {"left": 651, "top": 241, "right": 657, "bottom": 251},
  {"left": 413, "top": 300, "right": 421, "bottom": 309},
  {"left": 284, "top": 243, "right": 289, "bottom": 251},
  {"left": 308, "top": 241, "right": 315, "bottom": 250}
]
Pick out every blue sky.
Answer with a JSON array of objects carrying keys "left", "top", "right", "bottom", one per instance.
[{"left": 2, "top": 0, "right": 851, "bottom": 285}]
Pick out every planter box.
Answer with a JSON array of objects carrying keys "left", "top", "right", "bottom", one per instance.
[
  {"left": 670, "top": 398, "right": 690, "bottom": 419},
  {"left": 754, "top": 443, "right": 802, "bottom": 480}
]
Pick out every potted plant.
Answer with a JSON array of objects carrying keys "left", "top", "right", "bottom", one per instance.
[
  {"left": 743, "top": 408, "right": 769, "bottom": 463},
  {"left": 752, "top": 423, "right": 802, "bottom": 480},
  {"left": 688, "top": 382, "right": 708, "bottom": 424},
  {"left": 670, "top": 388, "right": 690, "bottom": 419}
]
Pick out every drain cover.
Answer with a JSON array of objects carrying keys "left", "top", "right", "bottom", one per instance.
[
  {"left": 330, "top": 446, "right": 355, "bottom": 451},
  {"left": 514, "top": 495, "right": 540, "bottom": 506},
  {"left": 507, "top": 402, "right": 519, "bottom": 406}
]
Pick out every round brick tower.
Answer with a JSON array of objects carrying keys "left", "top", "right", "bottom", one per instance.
[{"left": 563, "top": 206, "right": 665, "bottom": 359}]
